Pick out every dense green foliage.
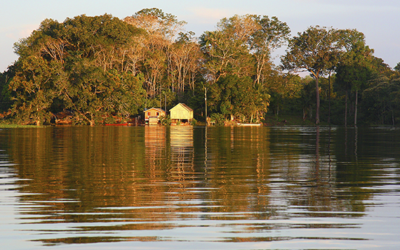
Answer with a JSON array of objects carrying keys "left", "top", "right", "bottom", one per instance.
[
  {"left": 1, "top": 9, "right": 400, "bottom": 126},
  {"left": 4, "top": 14, "right": 146, "bottom": 125}
]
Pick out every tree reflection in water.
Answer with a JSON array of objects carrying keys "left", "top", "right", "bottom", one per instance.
[{"left": 0, "top": 126, "right": 399, "bottom": 247}]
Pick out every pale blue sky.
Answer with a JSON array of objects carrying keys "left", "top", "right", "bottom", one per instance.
[{"left": 1, "top": 0, "right": 399, "bottom": 72}]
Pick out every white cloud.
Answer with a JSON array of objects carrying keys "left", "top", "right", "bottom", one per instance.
[
  {"left": 187, "top": 7, "right": 230, "bottom": 24},
  {"left": 0, "top": 23, "right": 39, "bottom": 71},
  {"left": 3, "top": 23, "right": 38, "bottom": 41}
]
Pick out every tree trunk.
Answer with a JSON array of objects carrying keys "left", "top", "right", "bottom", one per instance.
[
  {"left": 205, "top": 87, "right": 207, "bottom": 122},
  {"left": 315, "top": 125, "right": 320, "bottom": 173},
  {"left": 392, "top": 108, "right": 395, "bottom": 126},
  {"left": 345, "top": 90, "right": 348, "bottom": 127},
  {"left": 89, "top": 114, "right": 95, "bottom": 126},
  {"left": 328, "top": 73, "right": 331, "bottom": 124},
  {"left": 315, "top": 76, "right": 320, "bottom": 124},
  {"left": 354, "top": 89, "right": 358, "bottom": 127}
]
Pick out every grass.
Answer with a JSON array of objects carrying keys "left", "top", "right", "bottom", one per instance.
[
  {"left": 0, "top": 124, "right": 43, "bottom": 128},
  {"left": 0, "top": 121, "right": 45, "bottom": 128}
]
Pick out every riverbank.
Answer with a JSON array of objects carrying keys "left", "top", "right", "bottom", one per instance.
[
  {"left": 0, "top": 123, "right": 44, "bottom": 128},
  {"left": 0, "top": 114, "right": 322, "bottom": 128}
]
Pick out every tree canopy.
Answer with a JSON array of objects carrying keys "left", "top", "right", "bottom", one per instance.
[
  {"left": 282, "top": 26, "right": 344, "bottom": 124},
  {"left": 0, "top": 9, "right": 398, "bottom": 126}
]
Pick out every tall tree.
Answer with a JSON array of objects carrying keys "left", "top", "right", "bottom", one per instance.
[
  {"left": 124, "top": 8, "right": 189, "bottom": 97},
  {"left": 282, "top": 26, "right": 342, "bottom": 124},
  {"left": 249, "top": 15, "right": 290, "bottom": 85},
  {"left": 200, "top": 15, "right": 258, "bottom": 84},
  {"left": 169, "top": 32, "right": 202, "bottom": 93},
  {"left": 200, "top": 14, "right": 289, "bottom": 85},
  {"left": 336, "top": 32, "right": 373, "bottom": 126}
]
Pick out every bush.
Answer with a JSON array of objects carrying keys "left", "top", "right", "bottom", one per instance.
[
  {"left": 210, "top": 113, "right": 225, "bottom": 126},
  {"left": 159, "top": 115, "right": 171, "bottom": 126}
]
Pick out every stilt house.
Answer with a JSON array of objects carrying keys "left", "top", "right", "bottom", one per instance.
[
  {"left": 144, "top": 108, "right": 166, "bottom": 125},
  {"left": 170, "top": 103, "right": 193, "bottom": 125}
]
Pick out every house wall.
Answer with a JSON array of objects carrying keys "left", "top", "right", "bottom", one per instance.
[
  {"left": 144, "top": 109, "right": 165, "bottom": 120},
  {"left": 170, "top": 105, "right": 193, "bottom": 120},
  {"left": 148, "top": 117, "right": 159, "bottom": 125}
]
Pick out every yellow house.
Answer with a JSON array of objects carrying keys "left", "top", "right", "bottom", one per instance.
[
  {"left": 144, "top": 108, "right": 166, "bottom": 125},
  {"left": 170, "top": 103, "right": 193, "bottom": 124}
]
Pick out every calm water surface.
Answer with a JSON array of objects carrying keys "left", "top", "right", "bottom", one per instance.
[{"left": 0, "top": 126, "right": 399, "bottom": 249}]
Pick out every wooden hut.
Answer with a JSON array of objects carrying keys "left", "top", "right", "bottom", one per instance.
[
  {"left": 170, "top": 103, "right": 193, "bottom": 125},
  {"left": 144, "top": 108, "right": 166, "bottom": 125}
]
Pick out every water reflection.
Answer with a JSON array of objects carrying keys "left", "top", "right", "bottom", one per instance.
[{"left": 0, "top": 126, "right": 399, "bottom": 248}]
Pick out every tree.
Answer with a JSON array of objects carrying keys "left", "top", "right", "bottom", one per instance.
[
  {"left": 200, "top": 14, "right": 289, "bottom": 86},
  {"left": 361, "top": 60, "right": 397, "bottom": 125},
  {"left": 208, "top": 75, "right": 270, "bottom": 122},
  {"left": 266, "top": 72, "right": 302, "bottom": 116},
  {"left": 299, "top": 77, "right": 316, "bottom": 121},
  {"left": 282, "top": 26, "right": 342, "bottom": 124},
  {"left": 168, "top": 32, "right": 202, "bottom": 94},
  {"left": 200, "top": 25, "right": 254, "bottom": 83},
  {"left": 9, "top": 14, "right": 146, "bottom": 125},
  {"left": 394, "top": 62, "right": 400, "bottom": 72},
  {"left": 362, "top": 76, "right": 400, "bottom": 125},
  {"left": 9, "top": 57, "right": 58, "bottom": 125},
  {"left": 0, "top": 65, "right": 15, "bottom": 113},
  {"left": 249, "top": 15, "right": 290, "bottom": 85},
  {"left": 336, "top": 42, "right": 373, "bottom": 126},
  {"left": 124, "top": 8, "right": 189, "bottom": 97},
  {"left": 335, "top": 29, "right": 375, "bottom": 126}
]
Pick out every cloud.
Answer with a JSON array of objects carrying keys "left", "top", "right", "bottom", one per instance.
[
  {"left": 0, "top": 23, "right": 39, "bottom": 71},
  {"left": 3, "top": 23, "right": 38, "bottom": 41},
  {"left": 187, "top": 7, "right": 230, "bottom": 24}
]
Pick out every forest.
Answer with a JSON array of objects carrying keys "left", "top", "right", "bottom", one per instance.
[{"left": 0, "top": 8, "right": 400, "bottom": 126}]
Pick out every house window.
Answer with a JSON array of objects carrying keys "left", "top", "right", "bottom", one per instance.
[{"left": 157, "top": 112, "right": 159, "bottom": 116}]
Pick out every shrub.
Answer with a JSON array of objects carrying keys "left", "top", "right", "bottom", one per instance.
[
  {"left": 210, "top": 113, "right": 225, "bottom": 126},
  {"left": 159, "top": 115, "right": 171, "bottom": 126}
]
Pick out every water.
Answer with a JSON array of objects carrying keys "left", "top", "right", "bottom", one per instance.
[{"left": 0, "top": 126, "right": 399, "bottom": 249}]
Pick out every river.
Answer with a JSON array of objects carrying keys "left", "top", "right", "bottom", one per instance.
[{"left": 0, "top": 126, "right": 399, "bottom": 249}]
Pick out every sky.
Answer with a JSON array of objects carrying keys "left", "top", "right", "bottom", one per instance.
[{"left": 1, "top": 0, "right": 400, "bottom": 72}]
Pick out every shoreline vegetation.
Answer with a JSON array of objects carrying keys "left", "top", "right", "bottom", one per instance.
[
  {"left": 0, "top": 114, "right": 325, "bottom": 128},
  {"left": 1, "top": 113, "right": 398, "bottom": 128},
  {"left": 1, "top": 8, "right": 400, "bottom": 127},
  {"left": 0, "top": 123, "right": 45, "bottom": 128}
]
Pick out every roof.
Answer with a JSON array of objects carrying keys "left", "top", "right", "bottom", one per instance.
[
  {"left": 170, "top": 103, "right": 193, "bottom": 112},
  {"left": 144, "top": 107, "right": 165, "bottom": 113}
]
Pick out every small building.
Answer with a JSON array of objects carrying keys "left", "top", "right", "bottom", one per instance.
[
  {"left": 170, "top": 103, "right": 193, "bottom": 125},
  {"left": 144, "top": 108, "right": 166, "bottom": 125}
]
